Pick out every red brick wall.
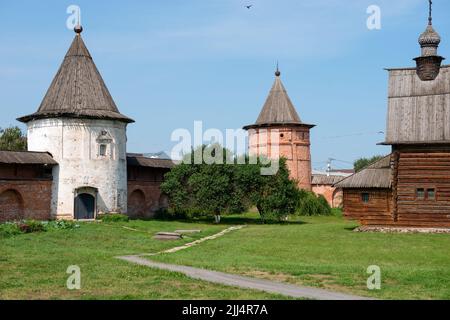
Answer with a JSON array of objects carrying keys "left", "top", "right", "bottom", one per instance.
[
  {"left": 127, "top": 182, "right": 167, "bottom": 218},
  {"left": 312, "top": 185, "right": 343, "bottom": 208},
  {"left": 127, "top": 165, "right": 170, "bottom": 218},
  {"left": 0, "top": 180, "right": 52, "bottom": 222},
  {"left": 248, "top": 126, "right": 312, "bottom": 190}
]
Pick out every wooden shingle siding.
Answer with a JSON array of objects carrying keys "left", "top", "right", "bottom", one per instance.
[{"left": 385, "top": 66, "right": 450, "bottom": 144}]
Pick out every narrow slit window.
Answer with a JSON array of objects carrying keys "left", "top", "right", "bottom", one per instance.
[
  {"left": 99, "top": 144, "right": 107, "bottom": 156},
  {"left": 427, "top": 188, "right": 435, "bottom": 200},
  {"left": 416, "top": 188, "right": 425, "bottom": 200},
  {"left": 361, "top": 193, "right": 370, "bottom": 203}
]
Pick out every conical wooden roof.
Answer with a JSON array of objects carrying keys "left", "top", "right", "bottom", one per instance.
[
  {"left": 244, "top": 71, "right": 313, "bottom": 129},
  {"left": 18, "top": 31, "right": 134, "bottom": 123}
]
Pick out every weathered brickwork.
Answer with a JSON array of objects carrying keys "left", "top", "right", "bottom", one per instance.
[
  {"left": 312, "top": 185, "right": 343, "bottom": 208},
  {"left": 127, "top": 182, "right": 168, "bottom": 218},
  {"left": 248, "top": 126, "right": 312, "bottom": 190},
  {"left": 126, "top": 164, "right": 171, "bottom": 218},
  {"left": 0, "top": 180, "right": 52, "bottom": 222}
]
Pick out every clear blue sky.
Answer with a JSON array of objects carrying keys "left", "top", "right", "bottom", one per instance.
[{"left": 1, "top": 0, "right": 449, "bottom": 171}]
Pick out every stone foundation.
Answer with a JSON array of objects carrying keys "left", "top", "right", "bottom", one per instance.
[{"left": 354, "top": 226, "right": 450, "bottom": 234}]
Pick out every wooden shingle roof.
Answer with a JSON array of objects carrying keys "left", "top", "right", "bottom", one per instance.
[
  {"left": 334, "top": 155, "right": 392, "bottom": 189},
  {"left": 312, "top": 174, "right": 346, "bottom": 185},
  {"left": 0, "top": 151, "right": 57, "bottom": 165},
  {"left": 244, "top": 71, "right": 314, "bottom": 129},
  {"left": 126, "top": 154, "right": 176, "bottom": 169},
  {"left": 18, "top": 31, "right": 133, "bottom": 124}
]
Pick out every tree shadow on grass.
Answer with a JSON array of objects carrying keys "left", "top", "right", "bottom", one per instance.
[{"left": 150, "top": 215, "right": 308, "bottom": 226}]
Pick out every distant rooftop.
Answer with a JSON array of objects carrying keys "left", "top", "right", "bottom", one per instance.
[{"left": 0, "top": 150, "right": 57, "bottom": 165}]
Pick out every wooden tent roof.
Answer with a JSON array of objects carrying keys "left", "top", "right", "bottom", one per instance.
[
  {"left": 18, "top": 31, "right": 134, "bottom": 124},
  {"left": 334, "top": 155, "right": 392, "bottom": 189},
  {"left": 0, "top": 151, "right": 57, "bottom": 165},
  {"left": 244, "top": 72, "right": 314, "bottom": 129}
]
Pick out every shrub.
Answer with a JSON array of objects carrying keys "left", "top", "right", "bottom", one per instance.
[
  {"left": 17, "top": 220, "right": 46, "bottom": 233},
  {"left": 256, "top": 158, "right": 302, "bottom": 222},
  {"left": 297, "top": 192, "right": 332, "bottom": 216},
  {"left": 331, "top": 208, "right": 343, "bottom": 217},
  {"left": 161, "top": 145, "right": 257, "bottom": 222},
  {"left": 0, "top": 219, "right": 81, "bottom": 238},
  {"left": 100, "top": 213, "right": 129, "bottom": 222},
  {"left": 0, "top": 222, "right": 23, "bottom": 238},
  {"left": 259, "top": 211, "right": 286, "bottom": 224},
  {"left": 44, "top": 220, "right": 80, "bottom": 230}
]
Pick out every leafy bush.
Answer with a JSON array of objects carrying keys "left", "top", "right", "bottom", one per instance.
[
  {"left": 44, "top": 220, "right": 80, "bottom": 230},
  {"left": 17, "top": 220, "right": 46, "bottom": 233},
  {"left": 256, "top": 158, "right": 302, "bottom": 222},
  {"left": 0, "top": 219, "right": 81, "bottom": 238},
  {"left": 0, "top": 222, "right": 22, "bottom": 238},
  {"left": 100, "top": 213, "right": 129, "bottom": 222},
  {"left": 297, "top": 192, "right": 332, "bottom": 216},
  {"left": 161, "top": 145, "right": 257, "bottom": 222},
  {"left": 259, "top": 211, "right": 287, "bottom": 224},
  {"left": 331, "top": 208, "right": 343, "bottom": 217},
  {"left": 161, "top": 145, "right": 303, "bottom": 223}
]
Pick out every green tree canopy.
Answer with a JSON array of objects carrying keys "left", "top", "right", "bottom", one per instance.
[
  {"left": 160, "top": 145, "right": 302, "bottom": 223},
  {"left": 0, "top": 126, "right": 27, "bottom": 151},
  {"left": 353, "top": 155, "right": 385, "bottom": 172}
]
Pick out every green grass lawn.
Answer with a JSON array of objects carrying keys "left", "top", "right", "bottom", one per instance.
[
  {"left": 0, "top": 219, "right": 283, "bottom": 299},
  {"left": 1, "top": 214, "right": 449, "bottom": 300},
  {"left": 148, "top": 213, "right": 450, "bottom": 300}
]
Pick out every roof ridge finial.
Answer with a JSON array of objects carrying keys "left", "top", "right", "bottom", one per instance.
[
  {"left": 74, "top": 10, "right": 83, "bottom": 34},
  {"left": 275, "top": 61, "right": 281, "bottom": 77},
  {"left": 428, "top": 0, "right": 433, "bottom": 25}
]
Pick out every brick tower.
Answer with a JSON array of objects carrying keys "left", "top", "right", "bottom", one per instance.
[{"left": 243, "top": 68, "right": 315, "bottom": 190}]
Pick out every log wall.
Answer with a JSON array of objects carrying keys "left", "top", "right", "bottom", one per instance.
[
  {"left": 396, "top": 149, "right": 450, "bottom": 227},
  {"left": 342, "top": 188, "right": 393, "bottom": 225}
]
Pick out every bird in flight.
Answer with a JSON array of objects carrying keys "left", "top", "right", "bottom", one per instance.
[{"left": 245, "top": 5, "right": 253, "bottom": 9}]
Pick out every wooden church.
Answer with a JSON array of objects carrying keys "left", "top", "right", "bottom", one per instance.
[{"left": 336, "top": 1, "right": 450, "bottom": 229}]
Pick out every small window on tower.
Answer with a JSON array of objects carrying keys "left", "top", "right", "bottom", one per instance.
[{"left": 99, "top": 144, "right": 107, "bottom": 157}]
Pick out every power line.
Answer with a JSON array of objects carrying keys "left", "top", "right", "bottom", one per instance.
[{"left": 320, "top": 131, "right": 384, "bottom": 140}]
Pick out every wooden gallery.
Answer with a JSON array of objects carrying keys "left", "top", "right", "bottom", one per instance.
[{"left": 336, "top": 11, "right": 450, "bottom": 229}]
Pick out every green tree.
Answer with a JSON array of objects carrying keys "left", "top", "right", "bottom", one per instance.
[
  {"left": 353, "top": 155, "right": 385, "bottom": 172},
  {"left": 297, "top": 191, "right": 332, "bottom": 216},
  {"left": 0, "top": 126, "right": 27, "bottom": 151},
  {"left": 256, "top": 158, "right": 302, "bottom": 223},
  {"left": 161, "top": 145, "right": 303, "bottom": 223},
  {"left": 161, "top": 145, "right": 249, "bottom": 223}
]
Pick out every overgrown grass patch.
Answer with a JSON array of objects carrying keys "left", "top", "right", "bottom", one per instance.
[
  {"left": 0, "top": 219, "right": 283, "bottom": 299},
  {"left": 149, "top": 213, "right": 450, "bottom": 300}
]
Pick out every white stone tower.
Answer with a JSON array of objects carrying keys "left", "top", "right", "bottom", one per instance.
[{"left": 18, "top": 26, "right": 134, "bottom": 220}]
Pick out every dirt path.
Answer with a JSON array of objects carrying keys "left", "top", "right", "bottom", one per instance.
[
  {"left": 142, "top": 225, "right": 246, "bottom": 256},
  {"left": 117, "top": 255, "right": 373, "bottom": 300}
]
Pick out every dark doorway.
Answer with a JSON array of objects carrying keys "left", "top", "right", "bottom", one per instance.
[{"left": 74, "top": 193, "right": 96, "bottom": 220}]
